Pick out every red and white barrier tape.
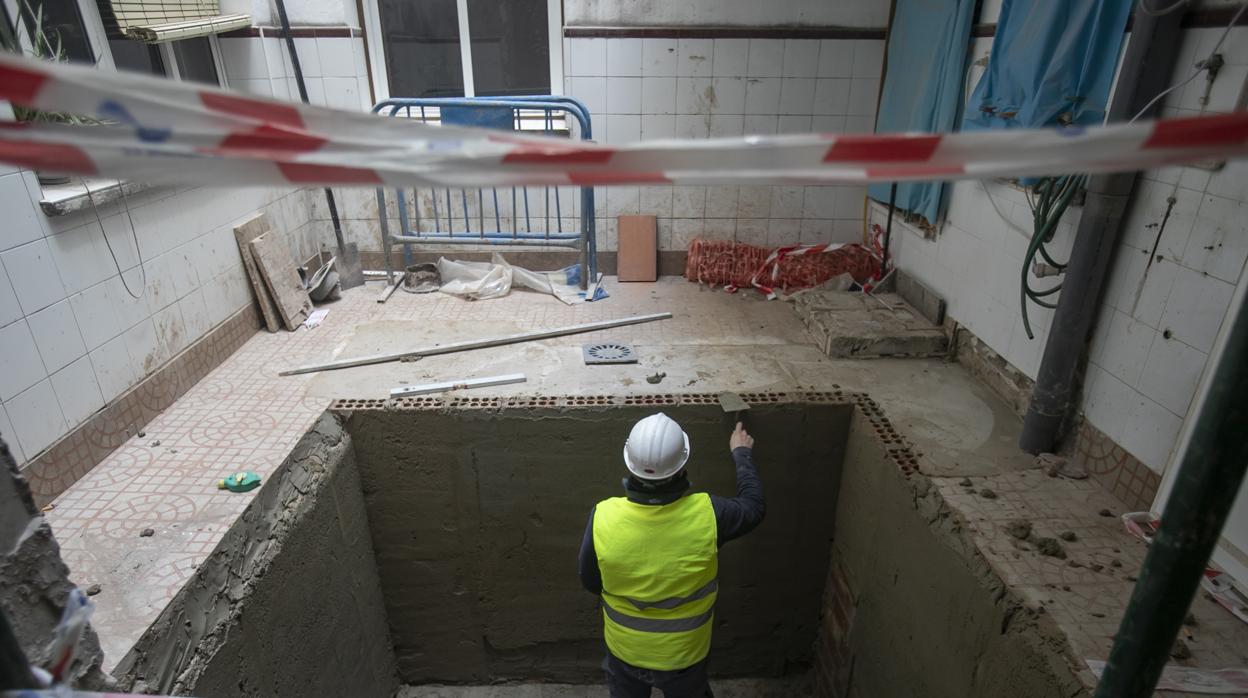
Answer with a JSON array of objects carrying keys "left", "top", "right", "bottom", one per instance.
[
  {"left": 726, "top": 243, "right": 849, "bottom": 298},
  {"left": 2, "top": 53, "right": 1248, "bottom": 188}
]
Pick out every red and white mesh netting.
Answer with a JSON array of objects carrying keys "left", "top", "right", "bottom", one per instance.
[{"left": 684, "top": 238, "right": 881, "bottom": 297}]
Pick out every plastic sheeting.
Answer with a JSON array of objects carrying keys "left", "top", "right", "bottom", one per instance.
[
  {"left": 437, "top": 253, "right": 588, "bottom": 304},
  {"left": 867, "top": 0, "right": 977, "bottom": 225},
  {"left": 963, "top": 0, "right": 1134, "bottom": 131}
]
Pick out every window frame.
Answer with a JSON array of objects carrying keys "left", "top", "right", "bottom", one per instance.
[{"left": 361, "top": 0, "right": 563, "bottom": 105}]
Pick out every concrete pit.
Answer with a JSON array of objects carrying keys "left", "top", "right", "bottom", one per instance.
[{"left": 111, "top": 394, "right": 1085, "bottom": 697}]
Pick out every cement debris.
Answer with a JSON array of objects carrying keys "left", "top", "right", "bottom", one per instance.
[
  {"left": 646, "top": 371, "right": 667, "bottom": 384},
  {"left": 1035, "top": 537, "right": 1067, "bottom": 559},
  {"left": 139, "top": 528, "right": 154, "bottom": 538},
  {"left": 1006, "top": 520, "right": 1033, "bottom": 540},
  {"left": 958, "top": 477, "right": 973, "bottom": 487},
  {"left": 1099, "top": 508, "right": 1114, "bottom": 517},
  {"left": 85, "top": 584, "right": 102, "bottom": 596},
  {"left": 1111, "top": 559, "right": 1123, "bottom": 568},
  {"left": 1171, "top": 638, "right": 1193, "bottom": 660},
  {"left": 978, "top": 487, "right": 998, "bottom": 499},
  {"left": 1059, "top": 531, "right": 1077, "bottom": 542}
]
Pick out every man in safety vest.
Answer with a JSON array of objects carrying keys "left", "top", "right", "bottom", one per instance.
[{"left": 578, "top": 413, "right": 765, "bottom": 697}]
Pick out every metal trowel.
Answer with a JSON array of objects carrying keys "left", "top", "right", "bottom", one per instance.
[{"left": 717, "top": 391, "right": 750, "bottom": 420}]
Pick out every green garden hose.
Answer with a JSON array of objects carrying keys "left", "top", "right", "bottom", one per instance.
[{"left": 1021, "top": 174, "right": 1086, "bottom": 339}]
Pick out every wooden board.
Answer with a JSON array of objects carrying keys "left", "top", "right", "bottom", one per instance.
[
  {"left": 249, "top": 231, "right": 312, "bottom": 331},
  {"left": 233, "top": 213, "right": 281, "bottom": 332},
  {"left": 617, "top": 215, "right": 657, "bottom": 282}
]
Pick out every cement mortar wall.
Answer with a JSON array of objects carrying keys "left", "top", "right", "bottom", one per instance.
[
  {"left": 346, "top": 403, "right": 853, "bottom": 684},
  {"left": 818, "top": 411, "right": 1084, "bottom": 698},
  {"left": 114, "top": 414, "right": 398, "bottom": 697}
]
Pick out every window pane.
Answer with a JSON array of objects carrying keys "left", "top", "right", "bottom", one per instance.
[
  {"left": 22, "top": 0, "right": 94, "bottom": 63},
  {"left": 173, "top": 38, "right": 219, "bottom": 85},
  {"left": 467, "top": 0, "right": 549, "bottom": 96},
  {"left": 377, "top": 0, "right": 464, "bottom": 98},
  {"left": 110, "top": 40, "right": 164, "bottom": 75}
]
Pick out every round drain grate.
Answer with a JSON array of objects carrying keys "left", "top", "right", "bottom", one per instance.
[{"left": 582, "top": 342, "right": 638, "bottom": 364}]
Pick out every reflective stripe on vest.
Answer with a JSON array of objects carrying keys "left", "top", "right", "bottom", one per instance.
[
  {"left": 592, "top": 492, "right": 718, "bottom": 671},
  {"left": 622, "top": 578, "right": 719, "bottom": 611}
]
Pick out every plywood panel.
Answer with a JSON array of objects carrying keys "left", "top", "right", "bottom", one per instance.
[
  {"left": 617, "top": 215, "right": 657, "bottom": 282},
  {"left": 249, "top": 232, "right": 312, "bottom": 331},
  {"left": 233, "top": 213, "right": 281, "bottom": 333}
]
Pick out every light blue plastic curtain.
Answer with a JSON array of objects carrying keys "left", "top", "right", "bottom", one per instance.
[
  {"left": 963, "top": 0, "right": 1134, "bottom": 131},
  {"left": 867, "top": 0, "right": 976, "bottom": 225}
]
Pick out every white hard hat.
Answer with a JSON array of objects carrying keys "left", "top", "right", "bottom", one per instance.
[{"left": 623, "top": 413, "right": 690, "bottom": 481}]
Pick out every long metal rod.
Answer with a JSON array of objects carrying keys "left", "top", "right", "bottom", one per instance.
[
  {"left": 280, "top": 312, "right": 673, "bottom": 375},
  {"left": 390, "top": 372, "right": 527, "bottom": 397},
  {"left": 1094, "top": 282, "right": 1248, "bottom": 697}
]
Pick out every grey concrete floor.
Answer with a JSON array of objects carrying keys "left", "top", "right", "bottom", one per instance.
[{"left": 397, "top": 675, "right": 813, "bottom": 697}]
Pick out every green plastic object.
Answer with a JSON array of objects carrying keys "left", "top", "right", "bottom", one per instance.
[{"left": 218, "top": 471, "right": 262, "bottom": 493}]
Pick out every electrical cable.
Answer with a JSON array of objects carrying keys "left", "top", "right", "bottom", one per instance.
[
  {"left": 1020, "top": 173, "right": 1084, "bottom": 339},
  {"left": 86, "top": 181, "right": 147, "bottom": 299},
  {"left": 1131, "top": 0, "right": 1248, "bottom": 123}
]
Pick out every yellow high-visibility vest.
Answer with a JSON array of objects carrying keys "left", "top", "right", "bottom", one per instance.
[{"left": 592, "top": 492, "right": 718, "bottom": 670}]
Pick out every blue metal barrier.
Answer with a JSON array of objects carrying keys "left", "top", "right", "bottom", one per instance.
[{"left": 371, "top": 96, "right": 598, "bottom": 287}]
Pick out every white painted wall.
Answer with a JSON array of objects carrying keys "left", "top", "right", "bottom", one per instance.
[
  {"left": 563, "top": 0, "right": 889, "bottom": 28},
  {"left": 563, "top": 36, "right": 884, "bottom": 251}
]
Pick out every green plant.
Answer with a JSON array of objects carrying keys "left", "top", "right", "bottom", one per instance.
[{"left": 10, "top": 1, "right": 98, "bottom": 124}]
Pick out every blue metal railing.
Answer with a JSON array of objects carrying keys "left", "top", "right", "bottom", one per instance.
[{"left": 372, "top": 96, "right": 598, "bottom": 287}]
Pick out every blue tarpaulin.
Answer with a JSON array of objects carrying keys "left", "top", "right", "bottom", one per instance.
[
  {"left": 867, "top": 0, "right": 976, "bottom": 225},
  {"left": 963, "top": 0, "right": 1133, "bottom": 131}
]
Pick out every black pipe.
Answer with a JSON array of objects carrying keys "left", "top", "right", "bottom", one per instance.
[
  {"left": 1094, "top": 288, "right": 1248, "bottom": 697},
  {"left": 272, "top": 0, "right": 349, "bottom": 262},
  {"left": 883, "top": 182, "right": 897, "bottom": 269},
  {"left": 1019, "top": 7, "right": 1185, "bottom": 454}
]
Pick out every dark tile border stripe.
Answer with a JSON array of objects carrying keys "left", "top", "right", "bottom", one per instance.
[
  {"left": 18, "top": 304, "right": 261, "bottom": 507},
  {"left": 563, "top": 26, "right": 886, "bottom": 40},
  {"left": 219, "top": 25, "right": 363, "bottom": 39}
]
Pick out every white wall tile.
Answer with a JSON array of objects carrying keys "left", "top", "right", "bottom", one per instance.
[
  {"left": 1, "top": 240, "right": 65, "bottom": 315},
  {"left": 1090, "top": 308, "right": 1154, "bottom": 386},
  {"left": 219, "top": 38, "right": 268, "bottom": 80},
  {"left": 746, "top": 39, "right": 785, "bottom": 77},
  {"left": 744, "top": 114, "right": 778, "bottom": 134},
  {"left": 640, "top": 186, "right": 673, "bottom": 217},
  {"left": 709, "top": 114, "right": 744, "bottom": 137},
  {"left": 676, "top": 39, "right": 713, "bottom": 77},
  {"left": 641, "top": 77, "right": 676, "bottom": 115},
  {"left": 0, "top": 263, "right": 21, "bottom": 328},
  {"left": 847, "top": 78, "right": 880, "bottom": 116},
  {"left": 706, "top": 186, "right": 739, "bottom": 218},
  {"left": 153, "top": 303, "right": 189, "bottom": 358},
  {"left": 1083, "top": 365, "right": 1133, "bottom": 441},
  {"left": 768, "top": 218, "right": 802, "bottom": 247},
  {"left": 605, "top": 77, "right": 642, "bottom": 114},
  {"left": 817, "top": 40, "right": 853, "bottom": 78},
  {"left": 1186, "top": 193, "right": 1248, "bottom": 284},
  {"left": 50, "top": 355, "right": 104, "bottom": 428},
  {"left": 123, "top": 318, "right": 161, "bottom": 378},
  {"left": 605, "top": 187, "right": 640, "bottom": 217},
  {"left": 233, "top": 78, "right": 273, "bottom": 97},
  {"left": 736, "top": 218, "right": 768, "bottom": 245},
  {"left": 46, "top": 223, "right": 115, "bottom": 296},
  {"left": 1120, "top": 395, "right": 1182, "bottom": 472},
  {"left": 568, "top": 38, "right": 607, "bottom": 76},
  {"left": 1130, "top": 256, "right": 1179, "bottom": 329},
  {"left": 782, "top": 40, "right": 819, "bottom": 78},
  {"left": 604, "top": 113, "right": 641, "bottom": 144},
  {"left": 738, "top": 186, "right": 772, "bottom": 219},
  {"left": 640, "top": 114, "right": 676, "bottom": 140},
  {"left": 606, "top": 39, "right": 643, "bottom": 76},
  {"left": 263, "top": 37, "right": 287, "bottom": 79},
  {"left": 6, "top": 380, "right": 66, "bottom": 458},
  {"left": 1138, "top": 334, "right": 1208, "bottom": 417},
  {"left": 778, "top": 115, "right": 813, "bottom": 134},
  {"left": 0, "top": 173, "right": 42, "bottom": 252},
  {"left": 0, "top": 403, "right": 23, "bottom": 463},
  {"left": 1159, "top": 264, "right": 1235, "bottom": 352},
  {"left": 673, "top": 186, "right": 706, "bottom": 218},
  {"left": 323, "top": 76, "right": 362, "bottom": 111},
  {"left": 671, "top": 219, "right": 704, "bottom": 249},
  {"left": 292, "top": 38, "right": 321, "bottom": 77},
  {"left": 812, "top": 115, "right": 847, "bottom": 132},
  {"left": 778, "top": 78, "right": 816, "bottom": 114},
  {"left": 744, "top": 78, "right": 782, "bottom": 115},
  {"left": 27, "top": 300, "right": 86, "bottom": 374},
  {"left": 0, "top": 319, "right": 46, "bottom": 401},
  {"left": 800, "top": 218, "right": 834, "bottom": 244},
  {"left": 771, "top": 186, "right": 805, "bottom": 218},
  {"left": 844, "top": 115, "right": 875, "bottom": 132},
  {"left": 712, "top": 39, "right": 749, "bottom": 77},
  {"left": 641, "top": 39, "right": 678, "bottom": 77},
  {"left": 70, "top": 281, "right": 122, "bottom": 351},
  {"left": 90, "top": 330, "right": 139, "bottom": 403},
  {"left": 710, "top": 77, "right": 747, "bottom": 114},
  {"left": 568, "top": 77, "right": 607, "bottom": 117},
  {"left": 851, "top": 40, "right": 885, "bottom": 78},
  {"left": 674, "top": 115, "right": 709, "bottom": 139},
  {"left": 676, "top": 77, "right": 712, "bottom": 114},
  {"left": 802, "top": 187, "right": 836, "bottom": 219},
  {"left": 813, "top": 79, "right": 851, "bottom": 115}
]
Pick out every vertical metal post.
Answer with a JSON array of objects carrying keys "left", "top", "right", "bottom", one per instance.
[{"left": 1094, "top": 286, "right": 1248, "bottom": 697}]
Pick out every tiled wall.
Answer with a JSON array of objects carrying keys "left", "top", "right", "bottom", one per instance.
[
  {"left": 562, "top": 37, "right": 884, "bottom": 251},
  {"left": 220, "top": 34, "right": 372, "bottom": 110},
  {"left": 0, "top": 172, "right": 318, "bottom": 466},
  {"left": 877, "top": 26, "right": 1248, "bottom": 482}
]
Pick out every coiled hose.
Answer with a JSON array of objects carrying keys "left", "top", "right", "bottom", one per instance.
[{"left": 1021, "top": 174, "right": 1086, "bottom": 339}]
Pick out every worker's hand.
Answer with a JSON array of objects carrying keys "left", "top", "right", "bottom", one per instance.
[{"left": 730, "top": 422, "right": 754, "bottom": 451}]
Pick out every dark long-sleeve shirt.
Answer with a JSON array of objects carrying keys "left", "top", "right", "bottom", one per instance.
[{"left": 577, "top": 446, "right": 765, "bottom": 595}]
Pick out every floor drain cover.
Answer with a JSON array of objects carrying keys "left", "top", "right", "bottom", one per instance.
[{"left": 582, "top": 342, "right": 638, "bottom": 364}]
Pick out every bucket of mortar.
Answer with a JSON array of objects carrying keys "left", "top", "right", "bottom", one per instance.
[{"left": 403, "top": 263, "right": 441, "bottom": 293}]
